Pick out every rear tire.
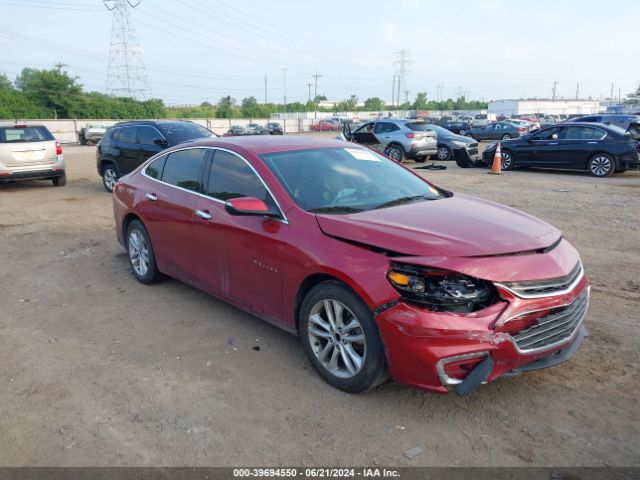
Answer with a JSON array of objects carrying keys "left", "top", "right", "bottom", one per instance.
[
  {"left": 384, "top": 144, "right": 405, "bottom": 162},
  {"left": 102, "top": 163, "right": 119, "bottom": 193},
  {"left": 299, "top": 281, "right": 388, "bottom": 393},
  {"left": 501, "top": 150, "right": 514, "bottom": 170},
  {"left": 125, "top": 220, "right": 163, "bottom": 284},
  {"left": 436, "top": 145, "right": 452, "bottom": 161},
  {"left": 588, "top": 153, "right": 615, "bottom": 177},
  {"left": 502, "top": 134, "right": 512, "bottom": 140},
  {"left": 51, "top": 174, "right": 66, "bottom": 187}
]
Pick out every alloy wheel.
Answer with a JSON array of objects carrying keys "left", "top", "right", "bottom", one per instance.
[
  {"left": 590, "top": 156, "right": 612, "bottom": 177},
  {"left": 128, "top": 229, "right": 150, "bottom": 277},
  {"left": 437, "top": 146, "right": 450, "bottom": 160},
  {"left": 501, "top": 152, "right": 513, "bottom": 170},
  {"left": 104, "top": 168, "right": 117, "bottom": 191},
  {"left": 307, "top": 299, "right": 366, "bottom": 379},
  {"left": 386, "top": 146, "right": 402, "bottom": 161}
]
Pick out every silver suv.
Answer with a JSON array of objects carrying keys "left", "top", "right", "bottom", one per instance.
[
  {"left": 0, "top": 123, "right": 66, "bottom": 186},
  {"left": 342, "top": 119, "right": 437, "bottom": 162}
]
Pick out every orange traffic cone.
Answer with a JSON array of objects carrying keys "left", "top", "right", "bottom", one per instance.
[{"left": 488, "top": 142, "right": 502, "bottom": 175}]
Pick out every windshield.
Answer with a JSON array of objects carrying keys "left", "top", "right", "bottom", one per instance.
[
  {"left": 260, "top": 147, "right": 443, "bottom": 213},
  {"left": 157, "top": 122, "right": 216, "bottom": 143}
]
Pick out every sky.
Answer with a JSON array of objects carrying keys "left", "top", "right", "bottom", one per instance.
[{"left": 0, "top": 0, "right": 638, "bottom": 106}]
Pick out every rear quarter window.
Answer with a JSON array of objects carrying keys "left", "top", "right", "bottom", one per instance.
[{"left": 0, "top": 126, "right": 54, "bottom": 143}]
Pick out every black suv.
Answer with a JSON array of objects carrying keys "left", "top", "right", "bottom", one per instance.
[{"left": 96, "top": 120, "right": 215, "bottom": 192}]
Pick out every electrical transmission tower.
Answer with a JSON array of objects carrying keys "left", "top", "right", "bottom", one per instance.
[
  {"left": 394, "top": 49, "right": 410, "bottom": 104},
  {"left": 104, "top": 0, "right": 148, "bottom": 99}
]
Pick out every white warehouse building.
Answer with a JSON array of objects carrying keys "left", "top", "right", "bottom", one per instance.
[{"left": 488, "top": 99, "right": 603, "bottom": 117}]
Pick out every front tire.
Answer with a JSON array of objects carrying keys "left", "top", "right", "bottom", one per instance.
[
  {"left": 300, "top": 281, "right": 388, "bottom": 393},
  {"left": 501, "top": 150, "right": 514, "bottom": 170},
  {"left": 588, "top": 154, "right": 615, "bottom": 177},
  {"left": 502, "top": 134, "right": 512, "bottom": 140},
  {"left": 125, "top": 220, "right": 162, "bottom": 284},
  {"left": 51, "top": 174, "right": 66, "bottom": 186},
  {"left": 384, "top": 144, "right": 405, "bottom": 162},
  {"left": 102, "top": 163, "right": 119, "bottom": 193}
]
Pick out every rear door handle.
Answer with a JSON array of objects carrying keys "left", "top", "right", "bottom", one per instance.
[
  {"left": 195, "top": 209, "right": 212, "bottom": 220},
  {"left": 548, "top": 142, "right": 558, "bottom": 145},
  {"left": 145, "top": 193, "right": 157, "bottom": 201}
]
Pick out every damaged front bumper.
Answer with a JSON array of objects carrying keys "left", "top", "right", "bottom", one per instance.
[{"left": 374, "top": 279, "right": 589, "bottom": 396}]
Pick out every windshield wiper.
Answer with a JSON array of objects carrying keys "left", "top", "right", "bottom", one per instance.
[
  {"left": 374, "top": 195, "right": 433, "bottom": 210},
  {"left": 309, "top": 206, "right": 364, "bottom": 214}
]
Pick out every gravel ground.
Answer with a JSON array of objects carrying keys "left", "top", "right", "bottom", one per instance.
[{"left": 0, "top": 142, "right": 638, "bottom": 467}]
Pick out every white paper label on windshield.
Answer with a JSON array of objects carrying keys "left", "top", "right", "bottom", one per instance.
[{"left": 344, "top": 148, "right": 380, "bottom": 161}]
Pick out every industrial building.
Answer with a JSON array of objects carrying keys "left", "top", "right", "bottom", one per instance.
[{"left": 488, "top": 99, "right": 603, "bottom": 117}]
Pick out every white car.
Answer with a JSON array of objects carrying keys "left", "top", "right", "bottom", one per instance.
[{"left": 0, "top": 123, "right": 66, "bottom": 186}]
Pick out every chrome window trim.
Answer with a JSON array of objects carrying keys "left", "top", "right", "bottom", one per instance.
[
  {"left": 495, "top": 261, "right": 584, "bottom": 299},
  {"left": 510, "top": 287, "right": 589, "bottom": 355},
  {"left": 436, "top": 351, "right": 489, "bottom": 387},
  {"left": 141, "top": 145, "right": 289, "bottom": 224}
]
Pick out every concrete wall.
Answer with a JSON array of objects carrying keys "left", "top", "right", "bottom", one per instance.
[{"left": 488, "top": 100, "right": 603, "bottom": 117}]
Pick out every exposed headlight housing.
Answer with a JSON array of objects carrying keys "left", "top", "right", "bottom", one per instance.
[
  {"left": 451, "top": 140, "right": 468, "bottom": 147},
  {"left": 386, "top": 264, "right": 498, "bottom": 312},
  {"left": 486, "top": 142, "right": 497, "bottom": 150}
]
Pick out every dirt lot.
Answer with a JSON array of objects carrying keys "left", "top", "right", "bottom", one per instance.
[{"left": 1, "top": 142, "right": 639, "bottom": 467}]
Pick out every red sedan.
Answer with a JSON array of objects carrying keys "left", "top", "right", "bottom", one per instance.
[{"left": 112, "top": 136, "right": 589, "bottom": 395}]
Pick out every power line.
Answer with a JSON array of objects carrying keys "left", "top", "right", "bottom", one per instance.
[{"left": 104, "top": 0, "right": 148, "bottom": 99}]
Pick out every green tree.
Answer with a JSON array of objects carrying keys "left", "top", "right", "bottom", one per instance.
[
  {"left": 16, "top": 67, "right": 83, "bottom": 118},
  {"left": 0, "top": 73, "right": 13, "bottom": 91},
  {"left": 241, "top": 96, "right": 260, "bottom": 118},
  {"left": 314, "top": 95, "right": 327, "bottom": 103},
  {"left": 413, "top": 92, "right": 428, "bottom": 110},
  {"left": 216, "top": 96, "right": 236, "bottom": 118},
  {"left": 364, "top": 97, "right": 385, "bottom": 110}
]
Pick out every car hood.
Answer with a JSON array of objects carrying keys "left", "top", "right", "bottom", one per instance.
[
  {"left": 443, "top": 133, "right": 475, "bottom": 144},
  {"left": 315, "top": 194, "right": 561, "bottom": 258}
]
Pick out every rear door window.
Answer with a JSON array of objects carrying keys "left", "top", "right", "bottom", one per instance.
[
  {"left": 0, "top": 126, "right": 54, "bottom": 143},
  {"left": 161, "top": 148, "right": 208, "bottom": 193}
]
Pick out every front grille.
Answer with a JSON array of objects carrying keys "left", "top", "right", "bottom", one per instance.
[
  {"left": 512, "top": 288, "right": 588, "bottom": 353},
  {"left": 500, "top": 261, "right": 583, "bottom": 298}
]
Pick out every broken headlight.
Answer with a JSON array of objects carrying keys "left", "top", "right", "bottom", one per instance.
[{"left": 386, "top": 264, "right": 497, "bottom": 312}]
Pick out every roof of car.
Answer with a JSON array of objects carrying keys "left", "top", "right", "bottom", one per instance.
[
  {"left": 172, "top": 134, "right": 354, "bottom": 155},
  {"left": 113, "top": 120, "right": 198, "bottom": 126}
]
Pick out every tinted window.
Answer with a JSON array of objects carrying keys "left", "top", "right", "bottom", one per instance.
[
  {"left": 157, "top": 122, "right": 214, "bottom": 144},
  {"left": 530, "top": 127, "right": 561, "bottom": 140},
  {"left": 475, "top": 114, "right": 487, "bottom": 120},
  {"left": 579, "top": 116, "right": 599, "bottom": 122},
  {"left": 374, "top": 123, "right": 391, "bottom": 134},
  {"left": 0, "top": 126, "right": 54, "bottom": 143},
  {"left": 117, "top": 127, "right": 137, "bottom": 144},
  {"left": 139, "top": 126, "right": 162, "bottom": 145},
  {"left": 207, "top": 150, "right": 271, "bottom": 203},
  {"left": 560, "top": 126, "right": 605, "bottom": 140},
  {"left": 161, "top": 148, "right": 207, "bottom": 192},
  {"left": 145, "top": 155, "right": 167, "bottom": 179}
]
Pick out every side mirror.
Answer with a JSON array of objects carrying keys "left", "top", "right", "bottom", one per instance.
[
  {"left": 225, "top": 197, "right": 277, "bottom": 217},
  {"left": 153, "top": 138, "right": 168, "bottom": 147}
]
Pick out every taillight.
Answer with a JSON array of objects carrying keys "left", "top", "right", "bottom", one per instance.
[
  {"left": 405, "top": 133, "right": 415, "bottom": 138},
  {"left": 56, "top": 141, "right": 62, "bottom": 155}
]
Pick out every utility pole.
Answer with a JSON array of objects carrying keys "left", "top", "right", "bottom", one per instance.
[
  {"left": 264, "top": 74, "right": 267, "bottom": 103},
  {"left": 575, "top": 82, "right": 580, "bottom": 100},
  {"left": 552, "top": 81, "right": 558, "bottom": 100},
  {"left": 282, "top": 68, "right": 287, "bottom": 114},
  {"left": 394, "top": 49, "right": 410, "bottom": 106},
  {"left": 610, "top": 82, "right": 614, "bottom": 106},
  {"left": 312, "top": 72, "right": 322, "bottom": 118},
  {"left": 104, "top": 0, "right": 147, "bottom": 99},
  {"left": 391, "top": 75, "right": 396, "bottom": 107},
  {"left": 306, "top": 82, "right": 312, "bottom": 104},
  {"left": 54, "top": 62, "right": 68, "bottom": 72}
]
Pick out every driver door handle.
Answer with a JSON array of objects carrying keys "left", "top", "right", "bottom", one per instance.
[
  {"left": 195, "top": 209, "right": 212, "bottom": 220},
  {"left": 145, "top": 193, "right": 157, "bottom": 201}
]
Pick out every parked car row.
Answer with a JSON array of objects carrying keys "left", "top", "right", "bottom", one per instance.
[{"left": 224, "top": 122, "right": 283, "bottom": 136}]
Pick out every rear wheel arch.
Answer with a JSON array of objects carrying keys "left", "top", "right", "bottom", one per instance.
[
  {"left": 585, "top": 151, "right": 617, "bottom": 169},
  {"left": 122, "top": 212, "right": 142, "bottom": 241},
  {"left": 99, "top": 159, "right": 118, "bottom": 175}
]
